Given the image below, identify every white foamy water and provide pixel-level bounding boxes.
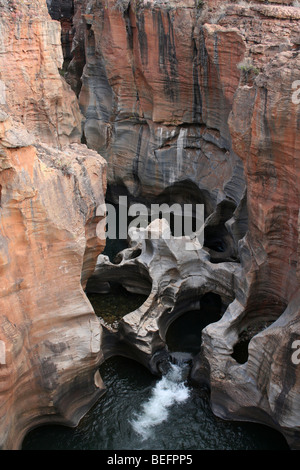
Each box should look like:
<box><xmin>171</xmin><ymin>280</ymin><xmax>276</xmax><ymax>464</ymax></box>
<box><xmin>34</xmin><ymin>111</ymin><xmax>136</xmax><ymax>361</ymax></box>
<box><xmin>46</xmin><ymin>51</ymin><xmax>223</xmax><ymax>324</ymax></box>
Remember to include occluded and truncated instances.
<box><xmin>130</xmin><ymin>363</ymin><xmax>190</xmax><ymax>440</ymax></box>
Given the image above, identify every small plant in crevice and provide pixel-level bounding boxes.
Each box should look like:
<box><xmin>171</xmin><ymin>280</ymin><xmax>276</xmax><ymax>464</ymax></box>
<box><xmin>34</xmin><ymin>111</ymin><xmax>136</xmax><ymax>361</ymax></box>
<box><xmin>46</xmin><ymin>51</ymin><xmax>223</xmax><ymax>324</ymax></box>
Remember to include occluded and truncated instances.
<box><xmin>196</xmin><ymin>0</ymin><xmax>204</xmax><ymax>8</ymax></box>
<box><xmin>237</xmin><ymin>57</ymin><xmax>259</xmax><ymax>74</ymax></box>
<box><xmin>237</xmin><ymin>57</ymin><xmax>260</xmax><ymax>84</ymax></box>
<box><xmin>55</xmin><ymin>157</ymin><xmax>74</xmax><ymax>177</ymax></box>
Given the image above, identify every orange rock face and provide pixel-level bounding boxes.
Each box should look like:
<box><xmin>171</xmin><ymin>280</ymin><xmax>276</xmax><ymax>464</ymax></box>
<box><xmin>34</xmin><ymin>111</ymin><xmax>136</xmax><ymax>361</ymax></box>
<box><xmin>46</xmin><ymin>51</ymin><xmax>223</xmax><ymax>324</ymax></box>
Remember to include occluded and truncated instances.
<box><xmin>0</xmin><ymin>0</ymin><xmax>300</xmax><ymax>450</ymax></box>
<box><xmin>64</xmin><ymin>0</ymin><xmax>300</xmax><ymax>447</ymax></box>
<box><xmin>229</xmin><ymin>52</ymin><xmax>300</xmax><ymax>311</ymax></box>
<box><xmin>197</xmin><ymin>24</ymin><xmax>246</xmax><ymax>144</ymax></box>
<box><xmin>0</xmin><ymin>112</ymin><xmax>107</xmax><ymax>450</ymax></box>
<box><xmin>0</xmin><ymin>0</ymin><xmax>82</xmax><ymax>147</ymax></box>
<box><xmin>0</xmin><ymin>1</ymin><xmax>107</xmax><ymax>450</ymax></box>
<box><xmin>218</xmin><ymin>50</ymin><xmax>300</xmax><ymax>448</ymax></box>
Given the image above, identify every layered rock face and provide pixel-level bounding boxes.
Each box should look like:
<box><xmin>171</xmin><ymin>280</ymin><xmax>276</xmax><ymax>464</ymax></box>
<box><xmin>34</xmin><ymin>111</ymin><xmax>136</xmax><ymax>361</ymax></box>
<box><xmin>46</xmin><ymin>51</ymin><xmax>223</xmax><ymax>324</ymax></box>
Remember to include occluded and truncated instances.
<box><xmin>0</xmin><ymin>112</ymin><xmax>107</xmax><ymax>450</ymax></box>
<box><xmin>205</xmin><ymin>41</ymin><xmax>300</xmax><ymax>449</ymax></box>
<box><xmin>68</xmin><ymin>0</ymin><xmax>246</xmax><ymax>213</ymax></box>
<box><xmin>62</xmin><ymin>0</ymin><xmax>300</xmax><ymax>448</ymax></box>
<box><xmin>0</xmin><ymin>1</ymin><xmax>107</xmax><ymax>450</ymax></box>
<box><xmin>1</xmin><ymin>0</ymin><xmax>299</xmax><ymax>451</ymax></box>
<box><xmin>0</xmin><ymin>0</ymin><xmax>82</xmax><ymax>146</ymax></box>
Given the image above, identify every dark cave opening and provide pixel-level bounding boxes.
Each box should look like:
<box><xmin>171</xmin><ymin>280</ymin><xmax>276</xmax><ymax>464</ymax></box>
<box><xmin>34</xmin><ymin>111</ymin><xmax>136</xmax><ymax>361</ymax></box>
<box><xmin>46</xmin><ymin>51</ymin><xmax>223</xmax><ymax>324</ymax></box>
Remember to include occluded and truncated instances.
<box><xmin>101</xmin><ymin>199</ymin><xmax>130</xmax><ymax>263</ymax></box>
<box><xmin>105</xmin><ymin>180</ymin><xmax>245</xmax><ymax>267</ymax></box>
<box><xmin>155</xmin><ymin>179</ymin><xmax>213</xmax><ymax>220</ymax></box>
<box><xmin>231</xmin><ymin>337</ymin><xmax>250</xmax><ymax>365</ymax></box>
<box><xmin>231</xmin><ymin>319</ymin><xmax>276</xmax><ymax>365</ymax></box>
<box><xmin>104</xmin><ymin>180</ymin><xmax>212</xmax><ymax>256</ymax></box>
<box><xmin>164</xmin><ymin>292</ymin><xmax>225</xmax><ymax>356</ymax></box>
<box><xmin>102</xmin><ymin>236</ymin><xmax>129</xmax><ymax>264</ymax></box>
<box><xmin>204</xmin><ymin>199</ymin><xmax>239</xmax><ymax>263</ymax></box>
<box><xmin>204</xmin><ymin>224</ymin><xmax>227</xmax><ymax>253</ymax></box>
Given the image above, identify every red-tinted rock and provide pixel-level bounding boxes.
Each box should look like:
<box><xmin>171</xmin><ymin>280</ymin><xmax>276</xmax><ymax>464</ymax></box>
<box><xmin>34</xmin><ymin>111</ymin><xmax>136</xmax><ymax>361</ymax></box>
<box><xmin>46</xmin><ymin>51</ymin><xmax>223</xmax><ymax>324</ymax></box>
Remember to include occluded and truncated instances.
<box><xmin>0</xmin><ymin>113</ymin><xmax>107</xmax><ymax>450</ymax></box>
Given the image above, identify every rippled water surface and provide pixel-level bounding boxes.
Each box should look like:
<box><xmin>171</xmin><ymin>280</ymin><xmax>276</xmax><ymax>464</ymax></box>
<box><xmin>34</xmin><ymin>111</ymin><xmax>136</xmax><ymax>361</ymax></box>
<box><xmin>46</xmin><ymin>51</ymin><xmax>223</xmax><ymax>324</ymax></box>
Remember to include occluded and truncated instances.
<box><xmin>22</xmin><ymin>355</ymin><xmax>289</xmax><ymax>451</ymax></box>
<box><xmin>22</xmin><ymin>273</ymin><xmax>289</xmax><ymax>451</ymax></box>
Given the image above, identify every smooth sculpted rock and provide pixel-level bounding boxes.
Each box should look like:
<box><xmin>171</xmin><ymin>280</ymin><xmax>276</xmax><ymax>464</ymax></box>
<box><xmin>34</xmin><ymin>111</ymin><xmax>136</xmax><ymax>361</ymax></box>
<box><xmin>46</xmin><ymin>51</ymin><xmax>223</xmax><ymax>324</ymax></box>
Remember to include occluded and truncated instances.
<box><xmin>80</xmin><ymin>0</ymin><xmax>300</xmax><ymax>449</ymax></box>
<box><xmin>197</xmin><ymin>48</ymin><xmax>300</xmax><ymax>450</ymax></box>
<box><xmin>86</xmin><ymin>218</ymin><xmax>241</xmax><ymax>373</ymax></box>
<box><xmin>0</xmin><ymin>112</ymin><xmax>107</xmax><ymax>450</ymax></box>
<box><xmin>2</xmin><ymin>0</ymin><xmax>299</xmax><ymax>452</ymax></box>
<box><xmin>72</xmin><ymin>0</ymin><xmax>246</xmax><ymax>207</ymax></box>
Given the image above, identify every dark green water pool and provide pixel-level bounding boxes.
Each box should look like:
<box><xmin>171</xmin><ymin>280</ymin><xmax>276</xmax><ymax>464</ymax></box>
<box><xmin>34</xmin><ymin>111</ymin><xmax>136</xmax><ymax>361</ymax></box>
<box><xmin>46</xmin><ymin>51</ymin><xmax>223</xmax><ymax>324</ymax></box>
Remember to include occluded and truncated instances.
<box><xmin>22</xmin><ymin>354</ymin><xmax>289</xmax><ymax>451</ymax></box>
<box><xmin>22</xmin><ymin>275</ymin><xmax>289</xmax><ymax>451</ymax></box>
<box><xmin>87</xmin><ymin>287</ymin><xmax>148</xmax><ymax>326</ymax></box>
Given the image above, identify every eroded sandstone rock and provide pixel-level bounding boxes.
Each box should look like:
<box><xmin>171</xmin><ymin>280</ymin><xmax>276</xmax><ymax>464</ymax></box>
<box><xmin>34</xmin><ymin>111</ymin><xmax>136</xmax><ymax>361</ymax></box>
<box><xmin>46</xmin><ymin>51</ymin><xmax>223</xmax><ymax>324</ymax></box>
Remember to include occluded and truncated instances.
<box><xmin>204</xmin><ymin>47</ymin><xmax>300</xmax><ymax>450</ymax></box>
<box><xmin>86</xmin><ymin>219</ymin><xmax>240</xmax><ymax>371</ymax></box>
<box><xmin>76</xmin><ymin>0</ymin><xmax>300</xmax><ymax>449</ymax></box>
<box><xmin>68</xmin><ymin>0</ymin><xmax>247</xmax><ymax>210</ymax></box>
<box><xmin>0</xmin><ymin>111</ymin><xmax>107</xmax><ymax>450</ymax></box>
<box><xmin>0</xmin><ymin>0</ymin><xmax>83</xmax><ymax>146</ymax></box>
<box><xmin>1</xmin><ymin>0</ymin><xmax>300</xmax><ymax>451</ymax></box>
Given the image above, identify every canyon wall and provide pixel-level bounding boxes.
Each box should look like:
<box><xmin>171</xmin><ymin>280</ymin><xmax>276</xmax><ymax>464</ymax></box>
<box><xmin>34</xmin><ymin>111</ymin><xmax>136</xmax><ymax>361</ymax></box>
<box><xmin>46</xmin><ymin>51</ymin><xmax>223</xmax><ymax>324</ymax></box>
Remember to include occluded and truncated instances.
<box><xmin>0</xmin><ymin>0</ymin><xmax>83</xmax><ymax>146</ymax></box>
<box><xmin>0</xmin><ymin>0</ymin><xmax>299</xmax><ymax>450</ymax></box>
<box><xmin>53</xmin><ymin>0</ymin><xmax>300</xmax><ymax>448</ymax></box>
<box><xmin>203</xmin><ymin>30</ymin><xmax>300</xmax><ymax>448</ymax></box>
<box><xmin>76</xmin><ymin>0</ymin><xmax>246</xmax><ymax>214</ymax></box>
<box><xmin>0</xmin><ymin>1</ymin><xmax>107</xmax><ymax>449</ymax></box>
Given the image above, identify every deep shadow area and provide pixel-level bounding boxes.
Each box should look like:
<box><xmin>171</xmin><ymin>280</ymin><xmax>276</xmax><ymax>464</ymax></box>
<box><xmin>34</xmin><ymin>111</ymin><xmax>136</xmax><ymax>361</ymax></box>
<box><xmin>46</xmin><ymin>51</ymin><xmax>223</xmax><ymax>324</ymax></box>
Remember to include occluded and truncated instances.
<box><xmin>166</xmin><ymin>293</ymin><xmax>223</xmax><ymax>355</ymax></box>
<box><xmin>232</xmin><ymin>337</ymin><xmax>250</xmax><ymax>365</ymax></box>
<box><xmin>155</xmin><ymin>180</ymin><xmax>213</xmax><ymax>218</ymax></box>
<box><xmin>101</xmin><ymin>201</ymin><xmax>130</xmax><ymax>263</ymax></box>
<box><xmin>154</xmin><ymin>180</ymin><xmax>212</xmax><ymax>238</ymax></box>
<box><xmin>204</xmin><ymin>224</ymin><xmax>228</xmax><ymax>252</ymax></box>
<box><xmin>102</xmin><ymin>236</ymin><xmax>129</xmax><ymax>263</ymax></box>
<box><xmin>204</xmin><ymin>199</ymin><xmax>239</xmax><ymax>263</ymax></box>
<box><xmin>231</xmin><ymin>320</ymin><xmax>275</xmax><ymax>365</ymax></box>
<box><xmin>106</xmin><ymin>180</ymin><xmax>213</xmax><ymax>240</ymax></box>
<box><xmin>22</xmin><ymin>355</ymin><xmax>290</xmax><ymax>450</ymax></box>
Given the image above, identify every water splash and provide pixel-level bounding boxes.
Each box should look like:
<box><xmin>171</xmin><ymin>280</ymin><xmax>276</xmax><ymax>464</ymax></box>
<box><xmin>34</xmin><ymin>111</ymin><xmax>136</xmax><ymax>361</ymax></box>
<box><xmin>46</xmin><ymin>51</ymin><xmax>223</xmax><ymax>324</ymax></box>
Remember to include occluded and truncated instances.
<box><xmin>130</xmin><ymin>362</ymin><xmax>190</xmax><ymax>440</ymax></box>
